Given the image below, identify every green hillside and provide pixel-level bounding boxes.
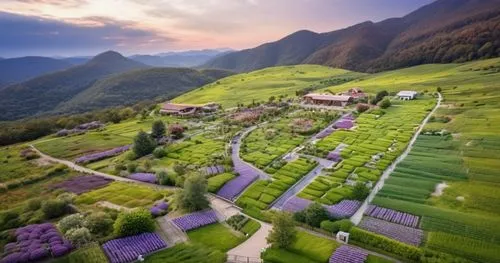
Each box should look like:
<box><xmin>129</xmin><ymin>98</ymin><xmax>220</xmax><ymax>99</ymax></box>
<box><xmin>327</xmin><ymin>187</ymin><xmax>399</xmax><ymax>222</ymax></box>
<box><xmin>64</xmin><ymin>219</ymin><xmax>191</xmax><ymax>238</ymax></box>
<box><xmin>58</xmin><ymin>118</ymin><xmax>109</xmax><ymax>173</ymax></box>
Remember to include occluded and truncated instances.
<box><xmin>174</xmin><ymin>65</ymin><xmax>366</xmax><ymax>107</ymax></box>
<box><xmin>55</xmin><ymin>68</ymin><xmax>234</xmax><ymax>114</ymax></box>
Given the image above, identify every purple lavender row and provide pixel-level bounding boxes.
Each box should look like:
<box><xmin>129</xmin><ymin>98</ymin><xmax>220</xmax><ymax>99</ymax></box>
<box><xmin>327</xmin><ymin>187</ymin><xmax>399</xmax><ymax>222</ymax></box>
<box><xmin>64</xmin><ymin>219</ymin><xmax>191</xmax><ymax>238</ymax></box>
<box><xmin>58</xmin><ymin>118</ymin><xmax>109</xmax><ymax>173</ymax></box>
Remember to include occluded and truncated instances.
<box><xmin>128</xmin><ymin>173</ymin><xmax>157</xmax><ymax>184</ymax></box>
<box><xmin>56</xmin><ymin>121</ymin><xmax>104</xmax><ymax>137</ymax></box>
<box><xmin>102</xmin><ymin>233</ymin><xmax>167</xmax><ymax>263</ymax></box>
<box><xmin>326</xmin><ymin>152</ymin><xmax>341</xmax><ymax>162</ymax></box>
<box><xmin>204</xmin><ymin>165</ymin><xmax>225</xmax><ymax>175</ymax></box>
<box><xmin>172</xmin><ymin>210</ymin><xmax>218</xmax><ymax>231</ymax></box>
<box><xmin>52</xmin><ymin>175</ymin><xmax>113</xmax><ymax>195</ymax></box>
<box><xmin>150</xmin><ymin>201</ymin><xmax>169</xmax><ymax>217</ymax></box>
<box><xmin>365</xmin><ymin>205</ymin><xmax>419</xmax><ymax>228</ymax></box>
<box><xmin>75</xmin><ymin>145</ymin><xmax>131</xmax><ymax>164</ymax></box>
<box><xmin>2</xmin><ymin>223</ymin><xmax>72</xmax><ymax>263</ymax></box>
<box><xmin>217</xmin><ymin>160</ymin><xmax>258</xmax><ymax>200</ymax></box>
<box><xmin>334</xmin><ymin>120</ymin><xmax>354</xmax><ymax>129</ymax></box>
<box><xmin>359</xmin><ymin>217</ymin><xmax>423</xmax><ymax>246</ymax></box>
<box><xmin>282</xmin><ymin>197</ymin><xmax>361</xmax><ymax>219</ymax></box>
<box><xmin>329</xmin><ymin>245</ymin><xmax>368</xmax><ymax>263</ymax></box>
<box><xmin>316</xmin><ymin>128</ymin><xmax>335</xmax><ymax>139</ymax></box>
<box><xmin>326</xmin><ymin>200</ymin><xmax>362</xmax><ymax>219</ymax></box>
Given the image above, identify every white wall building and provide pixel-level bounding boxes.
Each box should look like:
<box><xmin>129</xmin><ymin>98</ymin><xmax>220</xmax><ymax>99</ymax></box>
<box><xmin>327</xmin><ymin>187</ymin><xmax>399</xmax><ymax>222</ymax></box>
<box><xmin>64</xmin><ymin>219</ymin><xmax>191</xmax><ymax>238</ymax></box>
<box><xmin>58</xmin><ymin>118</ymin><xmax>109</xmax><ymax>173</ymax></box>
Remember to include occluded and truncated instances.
<box><xmin>397</xmin><ymin>91</ymin><xmax>418</xmax><ymax>100</ymax></box>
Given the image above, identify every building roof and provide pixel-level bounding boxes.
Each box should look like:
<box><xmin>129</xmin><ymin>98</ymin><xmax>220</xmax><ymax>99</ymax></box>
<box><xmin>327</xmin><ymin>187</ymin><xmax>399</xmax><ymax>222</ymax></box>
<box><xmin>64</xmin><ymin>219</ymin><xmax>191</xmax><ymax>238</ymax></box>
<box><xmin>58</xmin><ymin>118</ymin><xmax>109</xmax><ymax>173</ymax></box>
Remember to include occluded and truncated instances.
<box><xmin>161</xmin><ymin>103</ymin><xmax>203</xmax><ymax>111</ymax></box>
<box><xmin>304</xmin><ymin>94</ymin><xmax>353</xmax><ymax>102</ymax></box>
<box><xmin>397</xmin><ymin>91</ymin><xmax>418</xmax><ymax>97</ymax></box>
<box><xmin>348</xmin><ymin>87</ymin><xmax>364</xmax><ymax>93</ymax></box>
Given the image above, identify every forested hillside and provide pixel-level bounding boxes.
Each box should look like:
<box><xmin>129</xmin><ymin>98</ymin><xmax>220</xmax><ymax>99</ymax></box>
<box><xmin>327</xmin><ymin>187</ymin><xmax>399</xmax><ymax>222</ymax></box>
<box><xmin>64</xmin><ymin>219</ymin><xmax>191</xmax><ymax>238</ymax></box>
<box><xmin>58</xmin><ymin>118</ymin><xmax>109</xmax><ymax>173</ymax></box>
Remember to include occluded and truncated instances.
<box><xmin>204</xmin><ymin>0</ymin><xmax>500</xmax><ymax>73</ymax></box>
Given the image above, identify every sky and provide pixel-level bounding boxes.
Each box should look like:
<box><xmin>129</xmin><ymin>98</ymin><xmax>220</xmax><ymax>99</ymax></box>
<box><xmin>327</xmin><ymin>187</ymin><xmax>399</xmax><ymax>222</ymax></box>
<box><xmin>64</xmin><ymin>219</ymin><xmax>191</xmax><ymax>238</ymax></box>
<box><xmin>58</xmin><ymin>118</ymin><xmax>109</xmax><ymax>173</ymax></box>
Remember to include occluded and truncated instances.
<box><xmin>0</xmin><ymin>0</ymin><xmax>435</xmax><ymax>57</ymax></box>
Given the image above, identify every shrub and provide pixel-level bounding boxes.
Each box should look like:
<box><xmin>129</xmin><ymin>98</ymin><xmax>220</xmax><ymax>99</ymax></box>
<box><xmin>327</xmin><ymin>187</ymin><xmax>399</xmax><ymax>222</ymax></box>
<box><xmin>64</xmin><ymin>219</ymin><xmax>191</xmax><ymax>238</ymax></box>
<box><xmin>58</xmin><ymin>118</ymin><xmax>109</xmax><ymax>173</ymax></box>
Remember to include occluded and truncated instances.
<box><xmin>378</xmin><ymin>98</ymin><xmax>392</xmax><ymax>109</ymax></box>
<box><xmin>57</xmin><ymin>192</ymin><xmax>76</xmax><ymax>205</ymax></box>
<box><xmin>153</xmin><ymin>147</ymin><xmax>166</xmax><ymax>158</ymax></box>
<box><xmin>113</xmin><ymin>209</ymin><xmax>155</xmax><ymax>237</ymax></box>
<box><xmin>66</xmin><ymin>227</ymin><xmax>93</xmax><ymax>248</ymax></box>
<box><xmin>320</xmin><ymin>220</ymin><xmax>336</xmax><ymax>233</ymax></box>
<box><xmin>127</xmin><ymin>163</ymin><xmax>137</xmax><ymax>173</ymax></box>
<box><xmin>133</xmin><ymin>131</ymin><xmax>156</xmax><ymax>157</ymax></box>
<box><xmin>320</xmin><ymin>219</ymin><xmax>353</xmax><ymax>233</ymax></box>
<box><xmin>351</xmin><ymin>182</ymin><xmax>370</xmax><ymax>201</ymax></box>
<box><xmin>26</xmin><ymin>199</ymin><xmax>42</xmax><ymax>211</ymax></box>
<box><xmin>175</xmin><ymin>174</ymin><xmax>210</xmax><ymax>212</ymax></box>
<box><xmin>169</xmin><ymin>124</ymin><xmax>185</xmax><ymax>139</ymax></box>
<box><xmin>356</xmin><ymin>103</ymin><xmax>370</xmax><ymax>113</ymax></box>
<box><xmin>303</xmin><ymin>203</ymin><xmax>329</xmax><ymax>228</ymax></box>
<box><xmin>84</xmin><ymin>212</ymin><xmax>114</xmax><ymax>235</ymax></box>
<box><xmin>59</xmin><ymin>213</ymin><xmax>85</xmax><ymax>233</ymax></box>
<box><xmin>42</xmin><ymin>199</ymin><xmax>67</xmax><ymax>219</ymax></box>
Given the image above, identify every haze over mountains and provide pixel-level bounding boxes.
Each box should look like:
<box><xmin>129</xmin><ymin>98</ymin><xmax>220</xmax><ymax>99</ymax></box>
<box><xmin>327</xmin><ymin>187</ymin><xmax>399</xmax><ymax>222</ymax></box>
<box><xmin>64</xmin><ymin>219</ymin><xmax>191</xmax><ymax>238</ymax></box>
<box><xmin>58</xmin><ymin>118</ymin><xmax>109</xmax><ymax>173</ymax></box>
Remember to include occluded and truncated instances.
<box><xmin>0</xmin><ymin>57</ymin><xmax>72</xmax><ymax>88</ymax></box>
<box><xmin>204</xmin><ymin>0</ymin><xmax>500</xmax><ymax>72</ymax></box>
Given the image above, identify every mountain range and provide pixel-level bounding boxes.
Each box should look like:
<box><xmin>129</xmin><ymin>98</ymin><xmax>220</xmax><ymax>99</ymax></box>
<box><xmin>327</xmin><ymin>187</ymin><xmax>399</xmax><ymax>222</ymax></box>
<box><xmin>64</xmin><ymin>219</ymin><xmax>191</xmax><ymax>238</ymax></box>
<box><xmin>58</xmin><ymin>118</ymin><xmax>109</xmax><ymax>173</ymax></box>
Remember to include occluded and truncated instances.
<box><xmin>204</xmin><ymin>0</ymin><xmax>500</xmax><ymax>72</ymax></box>
<box><xmin>0</xmin><ymin>57</ymin><xmax>72</xmax><ymax>88</ymax></box>
<box><xmin>129</xmin><ymin>49</ymin><xmax>233</xmax><ymax>67</ymax></box>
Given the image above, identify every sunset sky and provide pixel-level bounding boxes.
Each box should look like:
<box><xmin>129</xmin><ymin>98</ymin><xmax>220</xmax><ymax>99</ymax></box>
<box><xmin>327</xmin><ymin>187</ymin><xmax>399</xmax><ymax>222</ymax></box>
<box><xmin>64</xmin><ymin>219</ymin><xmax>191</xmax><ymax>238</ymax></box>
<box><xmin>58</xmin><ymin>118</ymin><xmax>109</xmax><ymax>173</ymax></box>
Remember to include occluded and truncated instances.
<box><xmin>0</xmin><ymin>0</ymin><xmax>435</xmax><ymax>57</ymax></box>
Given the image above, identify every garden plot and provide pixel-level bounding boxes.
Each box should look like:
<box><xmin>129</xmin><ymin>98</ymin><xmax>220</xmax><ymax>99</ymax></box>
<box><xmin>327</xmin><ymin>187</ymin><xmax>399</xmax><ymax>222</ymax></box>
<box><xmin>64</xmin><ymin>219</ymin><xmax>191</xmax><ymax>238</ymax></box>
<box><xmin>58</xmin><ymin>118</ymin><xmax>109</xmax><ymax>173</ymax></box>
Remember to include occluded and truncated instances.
<box><xmin>241</xmin><ymin>110</ymin><xmax>337</xmax><ymax>169</ymax></box>
<box><xmin>165</xmin><ymin>132</ymin><xmax>227</xmax><ymax>166</ymax></box>
<box><xmin>297</xmin><ymin>98</ymin><xmax>434</xmax><ymax>205</ymax></box>
<box><xmin>236</xmin><ymin>158</ymin><xmax>317</xmax><ymax>212</ymax></box>
<box><xmin>51</xmin><ymin>175</ymin><xmax>113</xmax><ymax>194</ymax></box>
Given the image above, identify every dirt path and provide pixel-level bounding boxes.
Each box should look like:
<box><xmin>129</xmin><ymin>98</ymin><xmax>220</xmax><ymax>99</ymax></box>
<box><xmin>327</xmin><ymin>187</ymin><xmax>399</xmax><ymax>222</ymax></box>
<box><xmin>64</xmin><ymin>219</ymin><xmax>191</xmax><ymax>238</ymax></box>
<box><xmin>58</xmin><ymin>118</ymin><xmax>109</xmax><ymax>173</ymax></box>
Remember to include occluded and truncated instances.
<box><xmin>228</xmin><ymin>219</ymin><xmax>272</xmax><ymax>259</ymax></box>
<box><xmin>231</xmin><ymin>125</ymin><xmax>271</xmax><ymax>180</ymax></box>
<box><xmin>156</xmin><ymin>216</ymin><xmax>188</xmax><ymax>246</ymax></box>
<box><xmin>350</xmin><ymin>93</ymin><xmax>442</xmax><ymax>224</ymax></box>
<box><xmin>96</xmin><ymin>201</ymin><xmax>132</xmax><ymax>212</ymax></box>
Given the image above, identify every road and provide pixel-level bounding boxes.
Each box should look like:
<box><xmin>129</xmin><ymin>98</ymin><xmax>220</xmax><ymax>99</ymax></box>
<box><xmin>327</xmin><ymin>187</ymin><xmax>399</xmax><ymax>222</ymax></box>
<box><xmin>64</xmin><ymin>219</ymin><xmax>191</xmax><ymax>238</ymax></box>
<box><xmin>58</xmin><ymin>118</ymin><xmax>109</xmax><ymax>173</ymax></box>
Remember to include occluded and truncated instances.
<box><xmin>350</xmin><ymin>93</ymin><xmax>442</xmax><ymax>224</ymax></box>
<box><xmin>231</xmin><ymin>125</ymin><xmax>271</xmax><ymax>180</ymax></box>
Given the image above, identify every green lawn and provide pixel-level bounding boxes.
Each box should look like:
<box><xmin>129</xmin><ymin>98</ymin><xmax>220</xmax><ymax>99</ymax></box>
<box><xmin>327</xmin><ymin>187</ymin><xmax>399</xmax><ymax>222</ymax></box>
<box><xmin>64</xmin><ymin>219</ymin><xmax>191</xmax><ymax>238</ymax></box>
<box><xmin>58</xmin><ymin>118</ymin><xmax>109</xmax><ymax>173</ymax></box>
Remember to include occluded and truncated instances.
<box><xmin>76</xmin><ymin>182</ymin><xmax>172</xmax><ymax>208</ymax></box>
<box><xmin>174</xmin><ymin>65</ymin><xmax>366</xmax><ymax>108</ymax></box>
<box><xmin>187</xmin><ymin>223</ymin><xmax>245</xmax><ymax>252</ymax></box>
<box><xmin>51</xmin><ymin>243</ymin><xmax>108</xmax><ymax>263</ymax></box>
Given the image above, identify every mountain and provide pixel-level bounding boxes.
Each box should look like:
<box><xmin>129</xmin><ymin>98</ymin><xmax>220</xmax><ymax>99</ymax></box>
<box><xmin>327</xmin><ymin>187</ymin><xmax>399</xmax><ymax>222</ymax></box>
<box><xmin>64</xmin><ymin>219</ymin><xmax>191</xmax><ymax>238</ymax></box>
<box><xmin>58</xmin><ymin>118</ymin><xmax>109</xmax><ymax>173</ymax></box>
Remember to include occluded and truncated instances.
<box><xmin>0</xmin><ymin>51</ymin><xmax>148</xmax><ymax>120</ymax></box>
<box><xmin>204</xmin><ymin>0</ymin><xmax>500</xmax><ymax>72</ymax></box>
<box><xmin>0</xmin><ymin>56</ymin><xmax>72</xmax><ymax>88</ymax></box>
<box><xmin>55</xmin><ymin>68</ymin><xmax>234</xmax><ymax>114</ymax></box>
<box><xmin>61</xmin><ymin>56</ymin><xmax>91</xmax><ymax>65</ymax></box>
<box><xmin>130</xmin><ymin>49</ymin><xmax>234</xmax><ymax>67</ymax></box>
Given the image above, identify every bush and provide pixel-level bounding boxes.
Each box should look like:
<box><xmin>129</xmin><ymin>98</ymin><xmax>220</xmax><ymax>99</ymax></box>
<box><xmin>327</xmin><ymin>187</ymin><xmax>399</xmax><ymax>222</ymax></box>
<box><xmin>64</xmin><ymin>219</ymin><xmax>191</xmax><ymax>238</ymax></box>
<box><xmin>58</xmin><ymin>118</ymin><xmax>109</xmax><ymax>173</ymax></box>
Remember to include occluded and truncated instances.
<box><xmin>351</xmin><ymin>182</ymin><xmax>370</xmax><ymax>201</ymax></box>
<box><xmin>26</xmin><ymin>199</ymin><xmax>42</xmax><ymax>211</ymax></box>
<box><xmin>58</xmin><ymin>213</ymin><xmax>85</xmax><ymax>233</ymax></box>
<box><xmin>65</xmin><ymin>227</ymin><xmax>92</xmax><ymax>248</ymax></box>
<box><xmin>113</xmin><ymin>209</ymin><xmax>155</xmax><ymax>237</ymax></box>
<box><xmin>57</xmin><ymin>193</ymin><xmax>76</xmax><ymax>205</ymax></box>
<box><xmin>42</xmin><ymin>199</ymin><xmax>67</xmax><ymax>219</ymax></box>
<box><xmin>303</xmin><ymin>203</ymin><xmax>329</xmax><ymax>228</ymax></box>
<box><xmin>153</xmin><ymin>147</ymin><xmax>166</xmax><ymax>158</ymax></box>
<box><xmin>176</xmin><ymin>174</ymin><xmax>210</xmax><ymax>212</ymax></box>
<box><xmin>84</xmin><ymin>212</ymin><xmax>114</xmax><ymax>236</ymax></box>
<box><xmin>133</xmin><ymin>131</ymin><xmax>156</xmax><ymax>157</ymax></box>
<box><xmin>378</xmin><ymin>98</ymin><xmax>391</xmax><ymax>109</ymax></box>
<box><xmin>320</xmin><ymin>220</ymin><xmax>336</xmax><ymax>233</ymax></box>
<box><xmin>356</xmin><ymin>103</ymin><xmax>370</xmax><ymax>113</ymax></box>
<box><xmin>320</xmin><ymin>219</ymin><xmax>353</xmax><ymax>234</ymax></box>
<box><xmin>127</xmin><ymin>163</ymin><xmax>137</xmax><ymax>173</ymax></box>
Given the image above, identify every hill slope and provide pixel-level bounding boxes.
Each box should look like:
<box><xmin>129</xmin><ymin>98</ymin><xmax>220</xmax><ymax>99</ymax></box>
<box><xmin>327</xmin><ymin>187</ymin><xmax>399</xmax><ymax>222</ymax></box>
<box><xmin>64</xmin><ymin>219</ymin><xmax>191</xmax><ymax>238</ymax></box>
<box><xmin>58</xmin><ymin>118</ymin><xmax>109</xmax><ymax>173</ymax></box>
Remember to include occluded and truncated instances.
<box><xmin>204</xmin><ymin>0</ymin><xmax>500</xmax><ymax>73</ymax></box>
<box><xmin>130</xmin><ymin>49</ymin><xmax>233</xmax><ymax>67</ymax></box>
<box><xmin>0</xmin><ymin>56</ymin><xmax>72</xmax><ymax>87</ymax></box>
<box><xmin>0</xmin><ymin>51</ymin><xmax>148</xmax><ymax>120</ymax></box>
<box><xmin>173</xmin><ymin>65</ymin><xmax>365</xmax><ymax>107</ymax></box>
<box><xmin>55</xmin><ymin>68</ymin><xmax>234</xmax><ymax>113</ymax></box>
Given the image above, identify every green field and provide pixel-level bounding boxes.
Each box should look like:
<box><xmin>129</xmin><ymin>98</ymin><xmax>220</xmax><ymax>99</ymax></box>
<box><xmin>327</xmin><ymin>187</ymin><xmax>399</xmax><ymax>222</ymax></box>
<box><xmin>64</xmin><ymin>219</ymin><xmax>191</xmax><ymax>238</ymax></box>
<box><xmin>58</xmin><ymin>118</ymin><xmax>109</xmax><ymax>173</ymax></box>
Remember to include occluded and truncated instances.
<box><xmin>187</xmin><ymin>223</ymin><xmax>245</xmax><ymax>252</ymax></box>
<box><xmin>144</xmin><ymin>243</ymin><xmax>226</xmax><ymax>263</ymax></box>
<box><xmin>174</xmin><ymin>65</ymin><xmax>365</xmax><ymax>108</ymax></box>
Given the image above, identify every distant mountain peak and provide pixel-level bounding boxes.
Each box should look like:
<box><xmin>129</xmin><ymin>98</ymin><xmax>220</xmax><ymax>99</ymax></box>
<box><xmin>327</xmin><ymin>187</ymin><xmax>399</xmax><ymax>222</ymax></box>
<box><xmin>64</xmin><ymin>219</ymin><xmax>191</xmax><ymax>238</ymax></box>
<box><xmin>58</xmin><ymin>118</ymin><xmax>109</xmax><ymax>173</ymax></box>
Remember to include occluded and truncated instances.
<box><xmin>89</xmin><ymin>50</ymin><xmax>126</xmax><ymax>63</ymax></box>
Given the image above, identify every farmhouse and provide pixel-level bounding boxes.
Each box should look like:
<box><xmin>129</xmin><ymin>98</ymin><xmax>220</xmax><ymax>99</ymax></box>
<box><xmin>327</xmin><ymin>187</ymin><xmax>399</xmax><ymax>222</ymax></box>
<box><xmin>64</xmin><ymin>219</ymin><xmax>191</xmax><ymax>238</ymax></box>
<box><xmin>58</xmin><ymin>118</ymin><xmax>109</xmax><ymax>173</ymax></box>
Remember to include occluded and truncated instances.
<box><xmin>303</xmin><ymin>93</ymin><xmax>354</xmax><ymax>107</ymax></box>
<box><xmin>397</xmin><ymin>91</ymin><xmax>418</xmax><ymax>100</ymax></box>
<box><xmin>160</xmin><ymin>102</ymin><xmax>219</xmax><ymax>116</ymax></box>
<box><xmin>342</xmin><ymin>87</ymin><xmax>366</xmax><ymax>99</ymax></box>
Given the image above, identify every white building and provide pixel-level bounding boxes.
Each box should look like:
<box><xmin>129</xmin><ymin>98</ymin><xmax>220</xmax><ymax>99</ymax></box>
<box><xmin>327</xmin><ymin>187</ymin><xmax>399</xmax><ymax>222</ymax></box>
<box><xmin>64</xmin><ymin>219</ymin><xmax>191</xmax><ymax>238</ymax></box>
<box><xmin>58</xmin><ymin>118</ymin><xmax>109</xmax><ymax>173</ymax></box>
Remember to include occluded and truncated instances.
<box><xmin>397</xmin><ymin>91</ymin><xmax>418</xmax><ymax>100</ymax></box>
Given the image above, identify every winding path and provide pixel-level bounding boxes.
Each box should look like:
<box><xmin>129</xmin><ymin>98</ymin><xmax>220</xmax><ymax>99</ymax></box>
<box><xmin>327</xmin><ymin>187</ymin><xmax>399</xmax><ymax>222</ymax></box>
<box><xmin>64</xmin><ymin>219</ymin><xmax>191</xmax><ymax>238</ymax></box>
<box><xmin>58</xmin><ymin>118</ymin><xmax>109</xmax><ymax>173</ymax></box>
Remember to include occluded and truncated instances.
<box><xmin>350</xmin><ymin>93</ymin><xmax>442</xmax><ymax>224</ymax></box>
<box><xmin>231</xmin><ymin>125</ymin><xmax>271</xmax><ymax>180</ymax></box>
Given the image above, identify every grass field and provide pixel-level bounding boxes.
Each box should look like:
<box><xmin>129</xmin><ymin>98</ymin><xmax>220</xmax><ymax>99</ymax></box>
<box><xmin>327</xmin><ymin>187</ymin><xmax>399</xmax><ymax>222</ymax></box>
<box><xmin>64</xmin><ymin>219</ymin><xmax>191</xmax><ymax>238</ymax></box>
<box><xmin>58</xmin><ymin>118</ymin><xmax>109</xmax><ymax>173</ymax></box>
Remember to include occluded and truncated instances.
<box><xmin>187</xmin><ymin>223</ymin><xmax>245</xmax><ymax>252</ymax></box>
<box><xmin>144</xmin><ymin>243</ymin><xmax>226</xmax><ymax>263</ymax></box>
<box><xmin>52</xmin><ymin>243</ymin><xmax>108</xmax><ymax>263</ymax></box>
<box><xmin>76</xmin><ymin>182</ymin><xmax>172</xmax><ymax>208</ymax></box>
<box><xmin>262</xmin><ymin>230</ymin><xmax>339</xmax><ymax>263</ymax></box>
<box><xmin>174</xmin><ymin>65</ymin><xmax>366</xmax><ymax>108</ymax></box>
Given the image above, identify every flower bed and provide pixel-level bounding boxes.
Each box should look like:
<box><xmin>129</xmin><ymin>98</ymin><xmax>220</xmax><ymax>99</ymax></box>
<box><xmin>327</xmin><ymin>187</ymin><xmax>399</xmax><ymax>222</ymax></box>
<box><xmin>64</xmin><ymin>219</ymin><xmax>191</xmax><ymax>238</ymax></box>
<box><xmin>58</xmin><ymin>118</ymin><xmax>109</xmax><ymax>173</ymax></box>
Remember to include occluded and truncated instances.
<box><xmin>359</xmin><ymin>217</ymin><xmax>423</xmax><ymax>246</ymax></box>
<box><xmin>150</xmin><ymin>201</ymin><xmax>169</xmax><ymax>217</ymax></box>
<box><xmin>282</xmin><ymin>196</ymin><xmax>313</xmax><ymax>213</ymax></box>
<box><xmin>128</xmin><ymin>173</ymin><xmax>157</xmax><ymax>184</ymax></box>
<box><xmin>365</xmin><ymin>205</ymin><xmax>419</xmax><ymax>228</ymax></box>
<box><xmin>1</xmin><ymin>223</ymin><xmax>72</xmax><ymax>263</ymax></box>
<box><xmin>329</xmin><ymin>245</ymin><xmax>368</xmax><ymax>263</ymax></box>
<box><xmin>102</xmin><ymin>232</ymin><xmax>167</xmax><ymax>263</ymax></box>
<box><xmin>217</xmin><ymin>161</ymin><xmax>258</xmax><ymax>200</ymax></box>
<box><xmin>172</xmin><ymin>210</ymin><xmax>218</xmax><ymax>231</ymax></box>
<box><xmin>203</xmin><ymin>165</ymin><xmax>225</xmax><ymax>176</ymax></box>
<box><xmin>51</xmin><ymin>175</ymin><xmax>113</xmax><ymax>194</ymax></box>
<box><xmin>75</xmin><ymin>145</ymin><xmax>131</xmax><ymax>164</ymax></box>
<box><xmin>326</xmin><ymin>200</ymin><xmax>361</xmax><ymax>219</ymax></box>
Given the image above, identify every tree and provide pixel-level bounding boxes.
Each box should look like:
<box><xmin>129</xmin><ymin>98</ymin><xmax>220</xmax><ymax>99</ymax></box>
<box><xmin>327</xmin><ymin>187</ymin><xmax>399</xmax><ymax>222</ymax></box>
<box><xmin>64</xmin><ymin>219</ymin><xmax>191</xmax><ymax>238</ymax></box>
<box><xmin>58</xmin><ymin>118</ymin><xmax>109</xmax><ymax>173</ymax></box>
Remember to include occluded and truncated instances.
<box><xmin>151</xmin><ymin>120</ymin><xmax>166</xmax><ymax>139</ymax></box>
<box><xmin>153</xmin><ymin>147</ymin><xmax>166</xmax><ymax>158</ymax></box>
<box><xmin>371</xmin><ymin>90</ymin><xmax>389</xmax><ymax>105</ymax></box>
<box><xmin>176</xmin><ymin>174</ymin><xmax>209</xmax><ymax>212</ymax></box>
<box><xmin>351</xmin><ymin>182</ymin><xmax>370</xmax><ymax>201</ymax></box>
<box><xmin>42</xmin><ymin>199</ymin><xmax>67</xmax><ymax>219</ymax></box>
<box><xmin>267</xmin><ymin>212</ymin><xmax>297</xmax><ymax>249</ymax></box>
<box><xmin>436</xmin><ymin>87</ymin><xmax>442</xmax><ymax>93</ymax></box>
<box><xmin>113</xmin><ymin>209</ymin><xmax>155</xmax><ymax>237</ymax></box>
<box><xmin>378</xmin><ymin>98</ymin><xmax>391</xmax><ymax>109</ymax></box>
<box><xmin>169</xmin><ymin>124</ymin><xmax>185</xmax><ymax>139</ymax></box>
<box><xmin>133</xmin><ymin>131</ymin><xmax>156</xmax><ymax>157</ymax></box>
<box><xmin>303</xmin><ymin>203</ymin><xmax>330</xmax><ymax>228</ymax></box>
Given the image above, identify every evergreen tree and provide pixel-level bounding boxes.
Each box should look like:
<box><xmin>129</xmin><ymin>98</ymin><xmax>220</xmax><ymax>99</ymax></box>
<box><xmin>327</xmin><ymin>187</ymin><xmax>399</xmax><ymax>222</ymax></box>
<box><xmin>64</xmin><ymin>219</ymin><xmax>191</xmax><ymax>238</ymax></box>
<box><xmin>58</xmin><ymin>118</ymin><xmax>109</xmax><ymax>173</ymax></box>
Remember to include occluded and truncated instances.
<box><xmin>133</xmin><ymin>130</ymin><xmax>156</xmax><ymax>157</ymax></box>
<box><xmin>151</xmin><ymin>120</ymin><xmax>166</xmax><ymax>139</ymax></box>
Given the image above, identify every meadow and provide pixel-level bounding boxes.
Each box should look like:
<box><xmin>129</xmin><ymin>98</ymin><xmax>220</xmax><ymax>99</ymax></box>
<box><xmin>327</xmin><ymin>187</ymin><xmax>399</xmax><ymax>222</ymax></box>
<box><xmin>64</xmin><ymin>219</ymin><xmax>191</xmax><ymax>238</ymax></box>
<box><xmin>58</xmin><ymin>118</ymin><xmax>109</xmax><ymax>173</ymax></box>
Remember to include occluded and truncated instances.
<box><xmin>174</xmin><ymin>65</ymin><xmax>366</xmax><ymax>108</ymax></box>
